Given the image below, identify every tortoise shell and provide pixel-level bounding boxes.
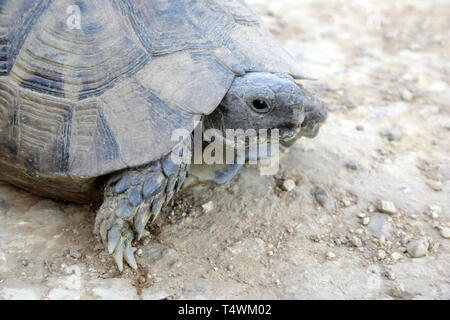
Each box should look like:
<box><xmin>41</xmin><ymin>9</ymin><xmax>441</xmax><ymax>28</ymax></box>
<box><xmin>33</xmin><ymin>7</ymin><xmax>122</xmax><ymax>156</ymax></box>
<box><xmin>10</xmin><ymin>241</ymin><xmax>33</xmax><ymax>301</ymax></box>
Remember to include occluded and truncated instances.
<box><xmin>0</xmin><ymin>0</ymin><xmax>307</xmax><ymax>190</ymax></box>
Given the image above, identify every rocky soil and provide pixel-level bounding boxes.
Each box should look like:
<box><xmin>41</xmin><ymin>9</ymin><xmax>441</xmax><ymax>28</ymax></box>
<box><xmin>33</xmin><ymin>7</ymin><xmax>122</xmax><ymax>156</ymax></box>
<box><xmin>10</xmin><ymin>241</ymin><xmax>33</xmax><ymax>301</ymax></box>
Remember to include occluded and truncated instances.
<box><xmin>0</xmin><ymin>0</ymin><xmax>449</xmax><ymax>299</ymax></box>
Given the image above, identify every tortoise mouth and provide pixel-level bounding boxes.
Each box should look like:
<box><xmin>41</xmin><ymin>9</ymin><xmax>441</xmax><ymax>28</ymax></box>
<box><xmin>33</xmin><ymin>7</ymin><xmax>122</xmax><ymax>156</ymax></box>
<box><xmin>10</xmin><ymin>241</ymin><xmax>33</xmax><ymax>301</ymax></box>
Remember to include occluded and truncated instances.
<box><xmin>279</xmin><ymin>126</ymin><xmax>302</xmax><ymax>147</ymax></box>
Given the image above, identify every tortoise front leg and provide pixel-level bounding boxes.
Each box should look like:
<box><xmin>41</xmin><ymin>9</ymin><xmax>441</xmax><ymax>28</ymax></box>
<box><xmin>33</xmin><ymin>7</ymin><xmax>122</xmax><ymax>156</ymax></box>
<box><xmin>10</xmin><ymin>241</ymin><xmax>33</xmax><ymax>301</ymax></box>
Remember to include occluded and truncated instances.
<box><xmin>94</xmin><ymin>138</ymin><xmax>191</xmax><ymax>272</ymax></box>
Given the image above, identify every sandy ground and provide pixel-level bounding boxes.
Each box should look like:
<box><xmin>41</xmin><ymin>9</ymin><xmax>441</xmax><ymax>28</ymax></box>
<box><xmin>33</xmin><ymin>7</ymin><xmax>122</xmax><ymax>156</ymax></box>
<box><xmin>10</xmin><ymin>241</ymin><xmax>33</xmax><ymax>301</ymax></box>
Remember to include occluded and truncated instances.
<box><xmin>1</xmin><ymin>0</ymin><xmax>449</xmax><ymax>300</ymax></box>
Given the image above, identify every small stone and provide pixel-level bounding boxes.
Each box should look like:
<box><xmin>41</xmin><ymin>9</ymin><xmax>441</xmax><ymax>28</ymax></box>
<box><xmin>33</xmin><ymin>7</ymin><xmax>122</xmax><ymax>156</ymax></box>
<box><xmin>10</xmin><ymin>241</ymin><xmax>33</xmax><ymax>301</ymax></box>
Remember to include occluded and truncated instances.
<box><xmin>201</xmin><ymin>201</ymin><xmax>214</xmax><ymax>213</ymax></box>
<box><xmin>282</xmin><ymin>179</ymin><xmax>296</xmax><ymax>192</ymax></box>
<box><xmin>342</xmin><ymin>198</ymin><xmax>352</xmax><ymax>207</ymax></box>
<box><xmin>438</xmin><ymin>227</ymin><xmax>450</xmax><ymax>239</ymax></box>
<box><xmin>368</xmin><ymin>213</ymin><xmax>393</xmax><ymax>237</ymax></box>
<box><xmin>326</xmin><ymin>251</ymin><xmax>336</xmax><ymax>260</ymax></box>
<box><xmin>377</xmin><ymin>249</ymin><xmax>387</xmax><ymax>260</ymax></box>
<box><xmin>355</xmin><ymin>228</ymin><xmax>364</xmax><ymax>236</ymax></box>
<box><xmin>378</xmin><ymin>201</ymin><xmax>397</xmax><ymax>215</ymax></box>
<box><xmin>391</xmin><ymin>284</ymin><xmax>404</xmax><ymax>298</ymax></box>
<box><xmin>431</xmin><ymin>212</ymin><xmax>440</xmax><ymax>220</ymax></box>
<box><xmin>351</xmin><ymin>236</ymin><xmax>363</xmax><ymax>248</ymax></box>
<box><xmin>227</xmin><ymin>264</ymin><xmax>234</xmax><ymax>271</ymax></box>
<box><xmin>356</xmin><ymin>125</ymin><xmax>365</xmax><ymax>131</ymax></box>
<box><xmin>400</xmin><ymin>88</ymin><xmax>414</xmax><ymax>102</ymax></box>
<box><xmin>407</xmin><ymin>238</ymin><xmax>429</xmax><ymax>258</ymax></box>
<box><xmin>313</xmin><ymin>188</ymin><xmax>335</xmax><ymax>210</ymax></box>
<box><xmin>391</xmin><ymin>252</ymin><xmax>402</xmax><ymax>261</ymax></box>
<box><xmin>384</xmin><ymin>269</ymin><xmax>396</xmax><ymax>280</ymax></box>
<box><xmin>428</xmin><ymin>205</ymin><xmax>442</xmax><ymax>218</ymax></box>
<box><xmin>428</xmin><ymin>181</ymin><xmax>443</xmax><ymax>192</ymax></box>
<box><xmin>384</xmin><ymin>128</ymin><xmax>403</xmax><ymax>141</ymax></box>
<box><xmin>357</xmin><ymin>213</ymin><xmax>366</xmax><ymax>218</ymax></box>
<box><xmin>136</xmin><ymin>249</ymin><xmax>143</xmax><ymax>257</ymax></box>
<box><xmin>344</xmin><ymin>160</ymin><xmax>359</xmax><ymax>170</ymax></box>
<box><xmin>362</xmin><ymin>217</ymin><xmax>370</xmax><ymax>226</ymax></box>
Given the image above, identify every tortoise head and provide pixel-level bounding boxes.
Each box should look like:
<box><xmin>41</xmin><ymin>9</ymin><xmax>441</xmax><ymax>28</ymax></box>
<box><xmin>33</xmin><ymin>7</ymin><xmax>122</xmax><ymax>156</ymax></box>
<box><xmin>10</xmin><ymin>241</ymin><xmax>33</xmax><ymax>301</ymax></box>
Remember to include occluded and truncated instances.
<box><xmin>204</xmin><ymin>72</ymin><xmax>326</xmax><ymax>147</ymax></box>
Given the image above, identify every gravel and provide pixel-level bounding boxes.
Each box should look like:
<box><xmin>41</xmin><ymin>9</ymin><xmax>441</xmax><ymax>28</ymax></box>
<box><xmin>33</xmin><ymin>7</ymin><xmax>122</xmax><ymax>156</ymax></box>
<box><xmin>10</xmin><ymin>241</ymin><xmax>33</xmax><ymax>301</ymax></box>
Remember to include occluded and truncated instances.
<box><xmin>313</xmin><ymin>188</ymin><xmax>335</xmax><ymax>210</ymax></box>
<box><xmin>201</xmin><ymin>201</ymin><xmax>215</xmax><ymax>213</ymax></box>
<box><xmin>438</xmin><ymin>227</ymin><xmax>450</xmax><ymax>239</ymax></box>
<box><xmin>391</xmin><ymin>284</ymin><xmax>405</xmax><ymax>298</ymax></box>
<box><xmin>378</xmin><ymin>201</ymin><xmax>397</xmax><ymax>215</ymax></box>
<box><xmin>282</xmin><ymin>179</ymin><xmax>296</xmax><ymax>192</ymax></box>
<box><xmin>407</xmin><ymin>239</ymin><xmax>429</xmax><ymax>258</ymax></box>
<box><xmin>368</xmin><ymin>213</ymin><xmax>393</xmax><ymax>238</ymax></box>
<box><xmin>384</xmin><ymin>128</ymin><xmax>403</xmax><ymax>141</ymax></box>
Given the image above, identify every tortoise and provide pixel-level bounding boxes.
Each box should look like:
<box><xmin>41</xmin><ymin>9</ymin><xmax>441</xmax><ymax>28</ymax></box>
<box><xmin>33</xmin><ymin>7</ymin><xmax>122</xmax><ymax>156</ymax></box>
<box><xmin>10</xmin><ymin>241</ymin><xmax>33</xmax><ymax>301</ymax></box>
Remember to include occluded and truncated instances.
<box><xmin>0</xmin><ymin>0</ymin><xmax>327</xmax><ymax>271</ymax></box>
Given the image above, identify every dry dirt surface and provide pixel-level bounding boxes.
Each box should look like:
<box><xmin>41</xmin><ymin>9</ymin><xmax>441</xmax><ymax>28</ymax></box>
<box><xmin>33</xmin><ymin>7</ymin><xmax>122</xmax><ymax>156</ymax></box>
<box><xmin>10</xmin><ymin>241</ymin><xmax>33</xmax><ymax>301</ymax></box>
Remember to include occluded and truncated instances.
<box><xmin>0</xmin><ymin>0</ymin><xmax>449</xmax><ymax>300</ymax></box>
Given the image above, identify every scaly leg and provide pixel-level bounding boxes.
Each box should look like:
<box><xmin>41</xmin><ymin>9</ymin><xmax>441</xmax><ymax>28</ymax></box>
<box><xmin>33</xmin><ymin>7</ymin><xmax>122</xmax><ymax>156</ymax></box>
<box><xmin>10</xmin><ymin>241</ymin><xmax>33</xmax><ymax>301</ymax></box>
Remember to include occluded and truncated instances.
<box><xmin>94</xmin><ymin>137</ymin><xmax>191</xmax><ymax>271</ymax></box>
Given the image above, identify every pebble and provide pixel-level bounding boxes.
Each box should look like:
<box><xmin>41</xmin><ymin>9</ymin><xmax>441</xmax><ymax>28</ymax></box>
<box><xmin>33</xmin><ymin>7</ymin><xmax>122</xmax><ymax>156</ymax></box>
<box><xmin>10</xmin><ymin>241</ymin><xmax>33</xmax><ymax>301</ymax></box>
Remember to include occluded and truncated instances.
<box><xmin>313</xmin><ymin>188</ymin><xmax>335</xmax><ymax>210</ymax></box>
<box><xmin>400</xmin><ymin>88</ymin><xmax>414</xmax><ymax>102</ymax></box>
<box><xmin>282</xmin><ymin>179</ymin><xmax>296</xmax><ymax>192</ymax></box>
<box><xmin>428</xmin><ymin>181</ymin><xmax>443</xmax><ymax>192</ymax></box>
<box><xmin>342</xmin><ymin>198</ymin><xmax>352</xmax><ymax>207</ymax></box>
<box><xmin>356</xmin><ymin>125</ymin><xmax>365</xmax><ymax>131</ymax></box>
<box><xmin>377</xmin><ymin>249</ymin><xmax>386</xmax><ymax>260</ymax></box>
<box><xmin>384</xmin><ymin>269</ymin><xmax>396</xmax><ymax>280</ymax></box>
<box><xmin>384</xmin><ymin>128</ymin><xmax>403</xmax><ymax>141</ymax></box>
<box><xmin>428</xmin><ymin>205</ymin><xmax>442</xmax><ymax>219</ymax></box>
<box><xmin>378</xmin><ymin>201</ymin><xmax>397</xmax><ymax>215</ymax></box>
<box><xmin>438</xmin><ymin>227</ymin><xmax>450</xmax><ymax>239</ymax></box>
<box><xmin>391</xmin><ymin>252</ymin><xmax>402</xmax><ymax>261</ymax></box>
<box><xmin>351</xmin><ymin>236</ymin><xmax>363</xmax><ymax>248</ymax></box>
<box><xmin>344</xmin><ymin>160</ymin><xmax>359</xmax><ymax>170</ymax></box>
<box><xmin>362</xmin><ymin>217</ymin><xmax>370</xmax><ymax>226</ymax></box>
<box><xmin>357</xmin><ymin>213</ymin><xmax>366</xmax><ymax>218</ymax></box>
<box><xmin>201</xmin><ymin>201</ymin><xmax>214</xmax><ymax>213</ymax></box>
<box><xmin>407</xmin><ymin>238</ymin><xmax>429</xmax><ymax>258</ymax></box>
<box><xmin>227</xmin><ymin>264</ymin><xmax>234</xmax><ymax>271</ymax></box>
<box><xmin>368</xmin><ymin>213</ymin><xmax>393</xmax><ymax>238</ymax></box>
<box><xmin>391</xmin><ymin>284</ymin><xmax>404</xmax><ymax>298</ymax></box>
<box><xmin>326</xmin><ymin>251</ymin><xmax>336</xmax><ymax>260</ymax></box>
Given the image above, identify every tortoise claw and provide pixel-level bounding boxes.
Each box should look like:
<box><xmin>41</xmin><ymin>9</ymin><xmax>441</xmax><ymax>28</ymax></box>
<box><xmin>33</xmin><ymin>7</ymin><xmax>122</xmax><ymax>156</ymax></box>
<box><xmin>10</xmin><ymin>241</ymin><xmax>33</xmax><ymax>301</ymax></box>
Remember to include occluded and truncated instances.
<box><xmin>124</xmin><ymin>239</ymin><xmax>138</xmax><ymax>270</ymax></box>
<box><xmin>93</xmin><ymin>137</ymin><xmax>191</xmax><ymax>272</ymax></box>
<box><xmin>113</xmin><ymin>238</ymin><xmax>124</xmax><ymax>272</ymax></box>
<box><xmin>107</xmin><ymin>224</ymin><xmax>121</xmax><ymax>254</ymax></box>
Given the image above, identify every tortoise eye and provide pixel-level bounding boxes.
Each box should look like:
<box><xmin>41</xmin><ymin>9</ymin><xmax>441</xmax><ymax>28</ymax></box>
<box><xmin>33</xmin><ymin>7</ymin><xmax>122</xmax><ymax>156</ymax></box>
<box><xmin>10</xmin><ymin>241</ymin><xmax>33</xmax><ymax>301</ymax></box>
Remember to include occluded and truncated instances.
<box><xmin>250</xmin><ymin>99</ymin><xmax>271</xmax><ymax>113</ymax></box>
